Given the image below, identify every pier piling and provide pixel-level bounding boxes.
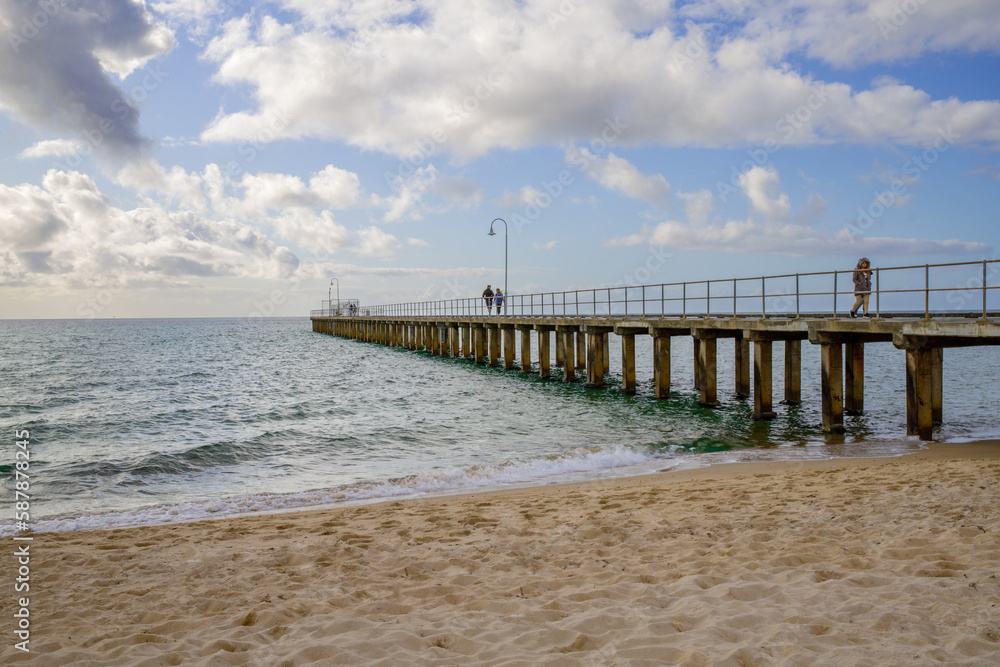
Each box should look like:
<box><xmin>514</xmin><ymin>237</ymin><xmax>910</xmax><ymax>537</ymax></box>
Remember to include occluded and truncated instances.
<box><xmin>519</xmin><ymin>327</ymin><xmax>532</xmax><ymax>373</ymax></box>
<box><xmin>621</xmin><ymin>334</ymin><xmax>636</xmax><ymax>395</ymax></box>
<box><xmin>536</xmin><ymin>327</ymin><xmax>552</xmax><ymax>379</ymax></box>
<box><xmin>313</xmin><ymin>310</ymin><xmax>1000</xmax><ymax>442</ymax></box>
<box><xmin>784</xmin><ymin>340</ymin><xmax>802</xmax><ymax>404</ymax></box>
<box><xmin>820</xmin><ymin>340</ymin><xmax>846</xmax><ymax>434</ymax></box>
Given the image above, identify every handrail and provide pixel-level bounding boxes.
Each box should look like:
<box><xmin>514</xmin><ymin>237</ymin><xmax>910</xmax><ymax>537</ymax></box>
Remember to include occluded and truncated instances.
<box><xmin>313</xmin><ymin>259</ymin><xmax>999</xmax><ymax>319</ymax></box>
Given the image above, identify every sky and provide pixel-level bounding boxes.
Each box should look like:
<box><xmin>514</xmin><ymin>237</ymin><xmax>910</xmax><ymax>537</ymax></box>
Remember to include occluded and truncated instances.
<box><xmin>1</xmin><ymin>0</ymin><xmax>998</xmax><ymax>319</ymax></box>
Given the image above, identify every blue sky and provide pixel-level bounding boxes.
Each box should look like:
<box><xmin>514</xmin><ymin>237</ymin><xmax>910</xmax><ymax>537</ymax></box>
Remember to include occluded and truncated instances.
<box><xmin>1</xmin><ymin>0</ymin><xmax>998</xmax><ymax>318</ymax></box>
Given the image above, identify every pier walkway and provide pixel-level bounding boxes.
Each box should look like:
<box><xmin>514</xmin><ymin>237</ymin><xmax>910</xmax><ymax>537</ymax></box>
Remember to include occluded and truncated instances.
<box><xmin>311</xmin><ymin>260</ymin><xmax>1000</xmax><ymax>440</ymax></box>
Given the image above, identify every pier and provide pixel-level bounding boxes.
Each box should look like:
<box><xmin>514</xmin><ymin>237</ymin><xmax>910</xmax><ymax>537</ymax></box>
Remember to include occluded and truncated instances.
<box><xmin>312</xmin><ymin>260</ymin><xmax>999</xmax><ymax>440</ymax></box>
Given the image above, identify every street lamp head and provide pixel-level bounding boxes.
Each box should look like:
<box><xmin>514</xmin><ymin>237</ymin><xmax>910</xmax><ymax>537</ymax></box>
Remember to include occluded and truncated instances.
<box><xmin>487</xmin><ymin>227</ymin><xmax>496</xmax><ymax>236</ymax></box>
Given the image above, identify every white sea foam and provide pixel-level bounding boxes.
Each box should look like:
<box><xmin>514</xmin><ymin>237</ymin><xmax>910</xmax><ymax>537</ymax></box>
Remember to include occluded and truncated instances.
<box><xmin>3</xmin><ymin>444</ymin><xmax>678</xmax><ymax>536</ymax></box>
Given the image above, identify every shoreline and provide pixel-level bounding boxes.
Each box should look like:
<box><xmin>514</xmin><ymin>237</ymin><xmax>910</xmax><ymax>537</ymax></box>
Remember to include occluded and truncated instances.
<box><xmin>3</xmin><ymin>440</ymin><xmax>1000</xmax><ymax>664</ymax></box>
<box><xmin>4</xmin><ymin>434</ymin><xmax>987</xmax><ymax>538</ymax></box>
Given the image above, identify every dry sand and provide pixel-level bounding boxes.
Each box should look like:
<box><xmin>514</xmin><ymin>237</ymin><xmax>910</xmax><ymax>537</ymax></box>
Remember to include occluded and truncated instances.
<box><xmin>3</xmin><ymin>442</ymin><xmax>1000</xmax><ymax>666</ymax></box>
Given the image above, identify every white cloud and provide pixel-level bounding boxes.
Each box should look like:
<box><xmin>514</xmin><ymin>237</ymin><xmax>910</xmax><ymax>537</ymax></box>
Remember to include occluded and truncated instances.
<box><xmin>738</xmin><ymin>166</ymin><xmax>790</xmax><ymax>223</ymax></box>
<box><xmin>114</xmin><ymin>157</ymin><xmax>433</xmax><ymax>257</ymax></box>
<box><xmin>152</xmin><ymin>0</ymin><xmax>232</xmax><ymax>25</ymax></box>
<box><xmin>0</xmin><ymin>169</ymin><xmax>299</xmax><ymax>289</ymax></box>
<box><xmin>605</xmin><ymin>167</ymin><xmax>988</xmax><ymax>257</ymax></box>
<box><xmin>533</xmin><ymin>240</ymin><xmax>557</xmax><ymax>251</ymax></box>
<box><xmin>189</xmin><ymin>1</ymin><xmax>1000</xmax><ymax>160</ymax></box>
<box><xmin>678</xmin><ymin>190</ymin><xmax>714</xmax><ymax>226</ymax></box>
<box><xmin>356</xmin><ymin>226</ymin><xmax>401</xmax><ymax>257</ymax></box>
<box><xmin>407</xmin><ymin>238</ymin><xmax>430</xmax><ymax>247</ymax></box>
<box><xmin>309</xmin><ymin>165</ymin><xmax>363</xmax><ymax>209</ymax></box>
<box><xmin>569</xmin><ymin>147</ymin><xmax>671</xmax><ymax>206</ymax></box>
<box><xmin>713</xmin><ymin>0</ymin><xmax>1000</xmax><ymax>68</ymax></box>
<box><xmin>116</xmin><ymin>158</ymin><xmax>210</xmax><ymax>211</ymax></box>
<box><xmin>19</xmin><ymin>139</ymin><xmax>84</xmax><ymax>159</ymax></box>
<box><xmin>380</xmin><ymin>166</ymin><xmax>438</xmax><ymax>222</ymax></box>
<box><xmin>270</xmin><ymin>209</ymin><xmax>351</xmax><ymax>256</ymax></box>
<box><xmin>115</xmin><ymin>157</ymin><xmax>370</xmax><ymax>223</ymax></box>
<box><xmin>240</xmin><ymin>172</ymin><xmax>313</xmax><ymax>210</ymax></box>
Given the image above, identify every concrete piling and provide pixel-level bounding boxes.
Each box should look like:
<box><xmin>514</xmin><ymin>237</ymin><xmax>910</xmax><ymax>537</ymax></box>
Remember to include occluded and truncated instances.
<box><xmin>844</xmin><ymin>340</ymin><xmax>864</xmax><ymax>414</ymax></box>
<box><xmin>820</xmin><ymin>341</ymin><xmax>845</xmax><ymax>434</ymax></box>
<box><xmin>519</xmin><ymin>327</ymin><xmax>532</xmax><ymax>373</ymax></box>
<box><xmin>621</xmin><ymin>333</ymin><xmax>636</xmax><ymax>395</ymax></box>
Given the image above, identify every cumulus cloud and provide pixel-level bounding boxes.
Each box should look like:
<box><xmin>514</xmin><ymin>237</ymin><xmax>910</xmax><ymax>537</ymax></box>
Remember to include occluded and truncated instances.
<box><xmin>380</xmin><ymin>166</ymin><xmax>438</xmax><ymax>222</ymax></box>
<box><xmin>121</xmin><ymin>162</ymin><xmax>366</xmax><ymax>217</ymax></box>
<box><xmin>19</xmin><ymin>138</ymin><xmax>84</xmax><ymax>159</ymax></box>
<box><xmin>703</xmin><ymin>0</ymin><xmax>1000</xmax><ymax>68</ymax></box>
<box><xmin>605</xmin><ymin>166</ymin><xmax>989</xmax><ymax>257</ymax></box>
<box><xmin>151</xmin><ymin>0</ymin><xmax>230</xmax><ymax>25</ymax></box>
<box><xmin>270</xmin><ymin>209</ymin><xmax>351</xmax><ymax>256</ymax></box>
<box><xmin>738</xmin><ymin>167</ymin><xmax>790</xmax><ymax>223</ymax></box>
<box><xmin>0</xmin><ymin>0</ymin><xmax>174</xmax><ymax>161</ymax></box>
<box><xmin>568</xmin><ymin>147</ymin><xmax>671</xmax><ymax>206</ymax></box>
<box><xmin>188</xmin><ymin>1</ymin><xmax>1000</xmax><ymax>159</ymax></box>
<box><xmin>0</xmin><ymin>169</ymin><xmax>298</xmax><ymax>289</ymax></box>
<box><xmin>356</xmin><ymin>226</ymin><xmax>401</xmax><ymax>257</ymax></box>
<box><xmin>678</xmin><ymin>190</ymin><xmax>714</xmax><ymax>226</ymax></box>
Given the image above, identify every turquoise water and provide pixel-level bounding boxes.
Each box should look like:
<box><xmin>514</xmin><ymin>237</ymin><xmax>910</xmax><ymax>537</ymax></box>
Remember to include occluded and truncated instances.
<box><xmin>1</xmin><ymin>317</ymin><xmax>998</xmax><ymax>534</ymax></box>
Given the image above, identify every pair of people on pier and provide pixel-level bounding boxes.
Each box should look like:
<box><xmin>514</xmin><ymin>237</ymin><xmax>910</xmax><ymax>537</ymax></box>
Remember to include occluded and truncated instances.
<box><xmin>482</xmin><ymin>285</ymin><xmax>504</xmax><ymax>315</ymax></box>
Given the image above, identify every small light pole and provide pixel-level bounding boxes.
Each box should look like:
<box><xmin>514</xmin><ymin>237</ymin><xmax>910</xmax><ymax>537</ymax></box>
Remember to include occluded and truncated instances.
<box><xmin>330</xmin><ymin>278</ymin><xmax>340</xmax><ymax>316</ymax></box>
<box><xmin>488</xmin><ymin>217</ymin><xmax>507</xmax><ymax>300</ymax></box>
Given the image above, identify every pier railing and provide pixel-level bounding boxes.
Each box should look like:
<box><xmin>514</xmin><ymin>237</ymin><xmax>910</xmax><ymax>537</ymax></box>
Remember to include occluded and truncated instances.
<box><xmin>316</xmin><ymin>299</ymin><xmax>361</xmax><ymax>317</ymax></box>
<box><xmin>312</xmin><ymin>259</ymin><xmax>999</xmax><ymax>320</ymax></box>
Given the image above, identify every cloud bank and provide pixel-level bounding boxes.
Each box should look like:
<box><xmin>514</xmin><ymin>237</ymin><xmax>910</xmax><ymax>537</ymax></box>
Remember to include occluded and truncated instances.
<box><xmin>188</xmin><ymin>0</ymin><xmax>1000</xmax><ymax>158</ymax></box>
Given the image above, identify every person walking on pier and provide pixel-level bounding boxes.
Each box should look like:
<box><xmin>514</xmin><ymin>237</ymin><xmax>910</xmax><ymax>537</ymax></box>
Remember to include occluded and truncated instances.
<box><xmin>850</xmin><ymin>257</ymin><xmax>872</xmax><ymax>318</ymax></box>
<box><xmin>482</xmin><ymin>285</ymin><xmax>495</xmax><ymax>315</ymax></box>
<box><xmin>494</xmin><ymin>288</ymin><xmax>504</xmax><ymax>315</ymax></box>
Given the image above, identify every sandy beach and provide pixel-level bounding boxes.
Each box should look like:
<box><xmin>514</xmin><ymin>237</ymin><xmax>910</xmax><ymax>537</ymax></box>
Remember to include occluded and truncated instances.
<box><xmin>3</xmin><ymin>442</ymin><xmax>1000</xmax><ymax>666</ymax></box>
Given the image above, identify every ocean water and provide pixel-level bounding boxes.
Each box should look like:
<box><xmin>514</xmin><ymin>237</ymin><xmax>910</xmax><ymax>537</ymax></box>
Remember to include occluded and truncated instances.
<box><xmin>1</xmin><ymin>317</ymin><xmax>998</xmax><ymax>535</ymax></box>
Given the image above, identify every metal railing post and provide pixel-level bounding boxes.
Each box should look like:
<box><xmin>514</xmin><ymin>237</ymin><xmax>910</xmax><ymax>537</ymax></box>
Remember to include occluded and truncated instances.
<box><xmin>875</xmin><ymin>268</ymin><xmax>880</xmax><ymax>319</ymax></box>
<box><xmin>925</xmin><ymin>264</ymin><xmax>930</xmax><ymax>320</ymax></box>
<box><xmin>761</xmin><ymin>276</ymin><xmax>766</xmax><ymax>317</ymax></box>
<box><xmin>832</xmin><ymin>271</ymin><xmax>838</xmax><ymax>319</ymax></box>
<box><xmin>984</xmin><ymin>260</ymin><xmax>989</xmax><ymax>320</ymax></box>
<box><xmin>732</xmin><ymin>278</ymin><xmax>737</xmax><ymax>318</ymax></box>
<box><xmin>795</xmin><ymin>273</ymin><xmax>800</xmax><ymax>318</ymax></box>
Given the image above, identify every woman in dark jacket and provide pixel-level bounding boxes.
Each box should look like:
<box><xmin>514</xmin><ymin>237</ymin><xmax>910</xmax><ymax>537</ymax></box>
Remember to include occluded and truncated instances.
<box><xmin>850</xmin><ymin>257</ymin><xmax>872</xmax><ymax>318</ymax></box>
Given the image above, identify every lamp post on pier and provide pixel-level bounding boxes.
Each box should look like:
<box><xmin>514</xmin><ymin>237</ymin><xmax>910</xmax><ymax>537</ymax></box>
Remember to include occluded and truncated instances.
<box><xmin>488</xmin><ymin>218</ymin><xmax>507</xmax><ymax>300</ymax></box>
<box><xmin>329</xmin><ymin>278</ymin><xmax>339</xmax><ymax>316</ymax></box>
